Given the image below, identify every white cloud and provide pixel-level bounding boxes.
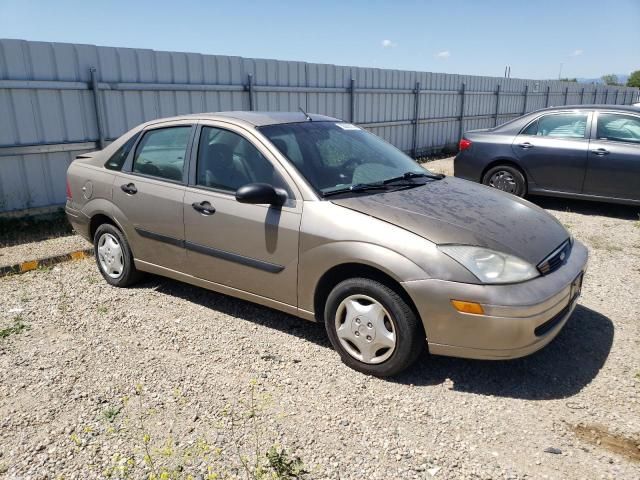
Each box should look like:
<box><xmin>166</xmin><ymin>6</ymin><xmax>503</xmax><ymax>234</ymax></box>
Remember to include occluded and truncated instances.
<box><xmin>570</xmin><ymin>49</ymin><xmax>583</xmax><ymax>56</ymax></box>
<box><xmin>435</xmin><ymin>50</ymin><xmax>450</xmax><ymax>59</ymax></box>
<box><xmin>381</xmin><ymin>39</ymin><xmax>397</xmax><ymax>48</ymax></box>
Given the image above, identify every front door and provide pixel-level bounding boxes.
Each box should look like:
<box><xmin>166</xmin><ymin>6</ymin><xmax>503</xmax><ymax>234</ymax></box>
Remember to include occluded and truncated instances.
<box><xmin>511</xmin><ymin>111</ymin><xmax>591</xmax><ymax>193</ymax></box>
<box><xmin>183</xmin><ymin>124</ymin><xmax>301</xmax><ymax>306</ymax></box>
<box><xmin>113</xmin><ymin>123</ymin><xmax>195</xmax><ymax>271</ymax></box>
<box><xmin>583</xmin><ymin>111</ymin><xmax>640</xmax><ymax>201</ymax></box>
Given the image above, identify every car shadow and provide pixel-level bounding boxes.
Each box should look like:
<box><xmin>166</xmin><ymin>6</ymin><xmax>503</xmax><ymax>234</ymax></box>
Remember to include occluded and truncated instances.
<box><xmin>136</xmin><ymin>275</ymin><xmax>332</xmax><ymax>348</ymax></box>
<box><xmin>529</xmin><ymin>195</ymin><xmax>639</xmax><ymax>220</ymax></box>
<box><xmin>137</xmin><ymin>276</ymin><xmax>613</xmax><ymax>400</ymax></box>
<box><xmin>394</xmin><ymin>304</ymin><xmax>614</xmax><ymax>400</ymax></box>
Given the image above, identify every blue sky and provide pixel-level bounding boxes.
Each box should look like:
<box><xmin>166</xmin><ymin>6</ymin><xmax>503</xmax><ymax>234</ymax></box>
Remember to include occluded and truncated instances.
<box><xmin>1</xmin><ymin>0</ymin><xmax>638</xmax><ymax>80</ymax></box>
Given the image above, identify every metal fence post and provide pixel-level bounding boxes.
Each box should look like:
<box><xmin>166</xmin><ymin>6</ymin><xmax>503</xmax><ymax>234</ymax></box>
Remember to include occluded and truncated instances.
<box><xmin>545</xmin><ymin>85</ymin><xmax>550</xmax><ymax>107</ymax></box>
<box><xmin>522</xmin><ymin>85</ymin><xmax>529</xmax><ymax>115</ymax></box>
<box><xmin>623</xmin><ymin>90</ymin><xmax>628</xmax><ymax>105</ymax></box>
<box><xmin>494</xmin><ymin>84</ymin><xmax>501</xmax><ymax>127</ymax></box>
<box><xmin>580</xmin><ymin>87</ymin><xmax>585</xmax><ymax>104</ymax></box>
<box><xmin>614</xmin><ymin>90</ymin><xmax>619</xmax><ymax>105</ymax></box>
<box><xmin>411</xmin><ymin>81</ymin><xmax>421</xmax><ymax>158</ymax></box>
<box><xmin>350</xmin><ymin>78</ymin><xmax>356</xmax><ymax>123</ymax></box>
<box><xmin>245</xmin><ymin>74</ymin><xmax>254</xmax><ymax>111</ymax></box>
<box><xmin>564</xmin><ymin>86</ymin><xmax>569</xmax><ymax>105</ymax></box>
<box><xmin>89</xmin><ymin>67</ymin><xmax>105</xmax><ymax>150</ymax></box>
<box><xmin>458</xmin><ymin>82</ymin><xmax>466</xmax><ymax>141</ymax></box>
<box><xmin>593</xmin><ymin>88</ymin><xmax>597</xmax><ymax>103</ymax></box>
<box><xmin>605</xmin><ymin>89</ymin><xmax>609</xmax><ymax>104</ymax></box>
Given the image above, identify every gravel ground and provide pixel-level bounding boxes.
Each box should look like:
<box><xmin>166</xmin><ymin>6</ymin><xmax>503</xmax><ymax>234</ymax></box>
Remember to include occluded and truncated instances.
<box><xmin>1</xmin><ymin>181</ymin><xmax>639</xmax><ymax>479</ymax></box>
<box><xmin>424</xmin><ymin>157</ymin><xmax>455</xmax><ymax>176</ymax></box>
<box><xmin>0</xmin><ymin>235</ymin><xmax>89</xmax><ymax>269</ymax></box>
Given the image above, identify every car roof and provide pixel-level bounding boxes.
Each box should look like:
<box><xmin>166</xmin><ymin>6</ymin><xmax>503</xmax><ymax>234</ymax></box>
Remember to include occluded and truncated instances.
<box><xmin>531</xmin><ymin>104</ymin><xmax>640</xmax><ymax>114</ymax></box>
<box><xmin>147</xmin><ymin>111</ymin><xmax>341</xmax><ymax>127</ymax></box>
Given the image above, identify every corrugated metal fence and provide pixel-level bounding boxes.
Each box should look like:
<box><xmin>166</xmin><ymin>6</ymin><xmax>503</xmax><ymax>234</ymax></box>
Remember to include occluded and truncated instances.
<box><xmin>1</xmin><ymin>39</ymin><xmax>638</xmax><ymax>213</ymax></box>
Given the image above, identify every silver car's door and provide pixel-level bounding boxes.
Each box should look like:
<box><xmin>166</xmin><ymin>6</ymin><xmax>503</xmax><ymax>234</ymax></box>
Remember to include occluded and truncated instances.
<box><xmin>183</xmin><ymin>122</ymin><xmax>302</xmax><ymax>306</ymax></box>
<box><xmin>113</xmin><ymin>122</ymin><xmax>195</xmax><ymax>271</ymax></box>
<box><xmin>583</xmin><ymin>111</ymin><xmax>640</xmax><ymax>201</ymax></box>
<box><xmin>511</xmin><ymin>111</ymin><xmax>592</xmax><ymax>193</ymax></box>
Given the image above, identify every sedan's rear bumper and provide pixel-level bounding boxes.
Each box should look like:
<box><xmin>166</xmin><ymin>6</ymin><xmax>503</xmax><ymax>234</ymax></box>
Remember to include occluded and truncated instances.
<box><xmin>65</xmin><ymin>201</ymin><xmax>91</xmax><ymax>241</ymax></box>
<box><xmin>402</xmin><ymin>240</ymin><xmax>588</xmax><ymax>360</ymax></box>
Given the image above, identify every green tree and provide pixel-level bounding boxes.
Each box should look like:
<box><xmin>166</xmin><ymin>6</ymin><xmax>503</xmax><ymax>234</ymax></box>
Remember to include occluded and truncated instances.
<box><xmin>601</xmin><ymin>74</ymin><xmax>620</xmax><ymax>86</ymax></box>
<box><xmin>627</xmin><ymin>70</ymin><xmax>640</xmax><ymax>88</ymax></box>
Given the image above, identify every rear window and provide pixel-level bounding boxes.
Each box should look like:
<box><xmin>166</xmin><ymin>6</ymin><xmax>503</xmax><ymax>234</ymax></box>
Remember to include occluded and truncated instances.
<box><xmin>105</xmin><ymin>133</ymin><xmax>139</xmax><ymax>171</ymax></box>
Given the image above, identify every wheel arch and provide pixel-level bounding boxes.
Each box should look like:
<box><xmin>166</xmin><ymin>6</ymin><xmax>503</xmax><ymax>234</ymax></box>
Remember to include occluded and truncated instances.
<box><xmin>313</xmin><ymin>262</ymin><xmax>420</xmax><ymax>324</ymax></box>
<box><xmin>481</xmin><ymin>158</ymin><xmax>528</xmax><ymax>184</ymax></box>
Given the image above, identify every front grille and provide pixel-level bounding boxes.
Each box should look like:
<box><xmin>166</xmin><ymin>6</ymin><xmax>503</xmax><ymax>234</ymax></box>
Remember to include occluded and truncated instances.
<box><xmin>537</xmin><ymin>240</ymin><xmax>571</xmax><ymax>275</ymax></box>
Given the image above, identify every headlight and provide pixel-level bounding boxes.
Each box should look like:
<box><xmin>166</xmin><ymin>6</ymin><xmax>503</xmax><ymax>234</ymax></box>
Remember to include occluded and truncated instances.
<box><xmin>440</xmin><ymin>245</ymin><xmax>539</xmax><ymax>284</ymax></box>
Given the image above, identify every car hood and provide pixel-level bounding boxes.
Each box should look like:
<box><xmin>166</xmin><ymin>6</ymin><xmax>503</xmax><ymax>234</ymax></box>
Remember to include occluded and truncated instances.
<box><xmin>331</xmin><ymin>177</ymin><xmax>569</xmax><ymax>265</ymax></box>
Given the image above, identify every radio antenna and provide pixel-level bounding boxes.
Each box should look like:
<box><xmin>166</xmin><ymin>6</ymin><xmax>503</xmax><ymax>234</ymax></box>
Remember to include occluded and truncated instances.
<box><xmin>299</xmin><ymin>106</ymin><xmax>312</xmax><ymax>121</ymax></box>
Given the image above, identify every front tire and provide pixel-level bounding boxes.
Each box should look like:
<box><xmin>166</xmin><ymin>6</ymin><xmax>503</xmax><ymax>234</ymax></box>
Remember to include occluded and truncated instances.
<box><xmin>482</xmin><ymin>164</ymin><xmax>527</xmax><ymax>197</ymax></box>
<box><xmin>325</xmin><ymin>278</ymin><xmax>425</xmax><ymax>377</ymax></box>
<box><xmin>94</xmin><ymin>223</ymin><xmax>141</xmax><ymax>287</ymax></box>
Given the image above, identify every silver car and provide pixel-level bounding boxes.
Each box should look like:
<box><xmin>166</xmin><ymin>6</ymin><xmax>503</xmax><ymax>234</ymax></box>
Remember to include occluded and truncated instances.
<box><xmin>66</xmin><ymin>112</ymin><xmax>588</xmax><ymax>376</ymax></box>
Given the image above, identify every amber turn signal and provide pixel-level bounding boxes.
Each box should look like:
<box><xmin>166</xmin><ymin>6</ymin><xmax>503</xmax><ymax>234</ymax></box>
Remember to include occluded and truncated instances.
<box><xmin>450</xmin><ymin>300</ymin><xmax>485</xmax><ymax>315</ymax></box>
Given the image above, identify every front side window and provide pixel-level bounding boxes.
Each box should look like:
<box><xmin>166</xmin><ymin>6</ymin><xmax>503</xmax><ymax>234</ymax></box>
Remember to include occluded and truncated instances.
<box><xmin>259</xmin><ymin>122</ymin><xmax>428</xmax><ymax>195</ymax></box>
<box><xmin>522</xmin><ymin>113</ymin><xmax>588</xmax><ymax>138</ymax></box>
<box><xmin>596</xmin><ymin>113</ymin><xmax>640</xmax><ymax>144</ymax></box>
<box><xmin>132</xmin><ymin>126</ymin><xmax>191</xmax><ymax>181</ymax></box>
<box><xmin>196</xmin><ymin>126</ymin><xmax>286</xmax><ymax>192</ymax></box>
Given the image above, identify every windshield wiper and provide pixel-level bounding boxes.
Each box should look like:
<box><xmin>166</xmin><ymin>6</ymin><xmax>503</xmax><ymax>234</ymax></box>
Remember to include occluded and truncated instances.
<box><xmin>322</xmin><ymin>180</ymin><xmax>427</xmax><ymax>198</ymax></box>
<box><xmin>382</xmin><ymin>171</ymin><xmax>444</xmax><ymax>184</ymax></box>
<box><xmin>322</xmin><ymin>183</ymin><xmax>389</xmax><ymax>197</ymax></box>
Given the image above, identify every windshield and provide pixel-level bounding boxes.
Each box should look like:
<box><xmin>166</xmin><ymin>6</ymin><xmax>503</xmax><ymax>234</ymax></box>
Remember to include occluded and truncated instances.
<box><xmin>258</xmin><ymin>122</ymin><xmax>432</xmax><ymax>195</ymax></box>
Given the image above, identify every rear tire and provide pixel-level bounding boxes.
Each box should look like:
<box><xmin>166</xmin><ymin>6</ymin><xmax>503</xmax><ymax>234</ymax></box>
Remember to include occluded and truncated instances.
<box><xmin>325</xmin><ymin>278</ymin><xmax>425</xmax><ymax>377</ymax></box>
<box><xmin>94</xmin><ymin>223</ymin><xmax>142</xmax><ymax>287</ymax></box>
<box><xmin>482</xmin><ymin>164</ymin><xmax>527</xmax><ymax>197</ymax></box>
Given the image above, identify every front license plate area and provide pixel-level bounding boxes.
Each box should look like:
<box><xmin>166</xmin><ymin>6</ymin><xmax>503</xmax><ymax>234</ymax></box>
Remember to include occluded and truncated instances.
<box><xmin>570</xmin><ymin>272</ymin><xmax>584</xmax><ymax>300</ymax></box>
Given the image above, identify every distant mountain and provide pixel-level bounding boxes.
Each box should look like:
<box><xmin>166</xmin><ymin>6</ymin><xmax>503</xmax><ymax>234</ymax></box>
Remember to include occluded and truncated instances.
<box><xmin>575</xmin><ymin>74</ymin><xmax>630</xmax><ymax>85</ymax></box>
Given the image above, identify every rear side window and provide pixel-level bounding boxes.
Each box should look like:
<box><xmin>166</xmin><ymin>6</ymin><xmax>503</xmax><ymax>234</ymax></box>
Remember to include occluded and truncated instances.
<box><xmin>132</xmin><ymin>127</ymin><xmax>191</xmax><ymax>181</ymax></box>
<box><xmin>105</xmin><ymin>133</ymin><xmax>139</xmax><ymax>171</ymax></box>
<box><xmin>596</xmin><ymin>113</ymin><xmax>640</xmax><ymax>144</ymax></box>
<box><xmin>522</xmin><ymin>114</ymin><xmax>588</xmax><ymax>138</ymax></box>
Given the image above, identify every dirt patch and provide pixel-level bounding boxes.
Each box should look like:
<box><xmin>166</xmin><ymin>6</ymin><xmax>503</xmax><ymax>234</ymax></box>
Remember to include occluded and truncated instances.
<box><xmin>572</xmin><ymin>423</ymin><xmax>640</xmax><ymax>463</ymax></box>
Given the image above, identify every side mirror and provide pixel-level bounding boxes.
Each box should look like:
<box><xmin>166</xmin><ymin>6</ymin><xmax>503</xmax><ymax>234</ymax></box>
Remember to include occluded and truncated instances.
<box><xmin>235</xmin><ymin>183</ymin><xmax>287</xmax><ymax>206</ymax></box>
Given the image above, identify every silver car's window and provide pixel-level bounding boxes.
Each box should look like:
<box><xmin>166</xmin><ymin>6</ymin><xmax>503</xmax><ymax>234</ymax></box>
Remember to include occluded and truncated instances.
<box><xmin>259</xmin><ymin>122</ymin><xmax>427</xmax><ymax>195</ymax></box>
<box><xmin>522</xmin><ymin>114</ymin><xmax>588</xmax><ymax>139</ymax></box>
<box><xmin>196</xmin><ymin>126</ymin><xmax>288</xmax><ymax>193</ymax></box>
<box><xmin>596</xmin><ymin>113</ymin><xmax>640</xmax><ymax>144</ymax></box>
<box><xmin>132</xmin><ymin>127</ymin><xmax>191</xmax><ymax>181</ymax></box>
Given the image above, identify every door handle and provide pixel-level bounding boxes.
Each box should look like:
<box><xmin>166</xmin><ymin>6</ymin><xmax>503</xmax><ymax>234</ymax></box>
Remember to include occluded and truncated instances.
<box><xmin>121</xmin><ymin>183</ymin><xmax>137</xmax><ymax>194</ymax></box>
<box><xmin>192</xmin><ymin>201</ymin><xmax>216</xmax><ymax>215</ymax></box>
<box><xmin>591</xmin><ymin>148</ymin><xmax>609</xmax><ymax>156</ymax></box>
<box><xmin>519</xmin><ymin>142</ymin><xmax>534</xmax><ymax>149</ymax></box>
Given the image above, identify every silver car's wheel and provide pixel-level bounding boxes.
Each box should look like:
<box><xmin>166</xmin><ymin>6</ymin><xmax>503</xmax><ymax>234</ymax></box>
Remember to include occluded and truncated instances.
<box><xmin>488</xmin><ymin>170</ymin><xmax>517</xmax><ymax>193</ymax></box>
<box><xmin>97</xmin><ymin>232</ymin><xmax>124</xmax><ymax>278</ymax></box>
<box><xmin>334</xmin><ymin>294</ymin><xmax>397</xmax><ymax>364</ymax></box>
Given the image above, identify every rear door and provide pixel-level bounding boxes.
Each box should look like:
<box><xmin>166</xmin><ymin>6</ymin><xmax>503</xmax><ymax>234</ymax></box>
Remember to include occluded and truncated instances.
<box><xmin>583</xmin><ymin>111</ymin><xmax>640</xmax><ymax>201</ymax></box>
<box><xmin>113</xmin><ymin>122</ymin><xmax>195</xmax><ymax>271</ymax></box>
<box><xmin>511</xmin><ymin>111</ymin><xmax>592</xmax><ymax>193</ymax></box>
<box><xmin>183</xmin><ymin>122</ymin><xmax>302</xmax><ymax>306</ymax></box>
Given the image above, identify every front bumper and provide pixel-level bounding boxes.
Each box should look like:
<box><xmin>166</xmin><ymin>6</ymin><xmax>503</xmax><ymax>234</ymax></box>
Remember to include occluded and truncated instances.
<box><xmin>402</xmin><ymin>240</ymin><xmax>588</xmax><ymax>360</ymax></box>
